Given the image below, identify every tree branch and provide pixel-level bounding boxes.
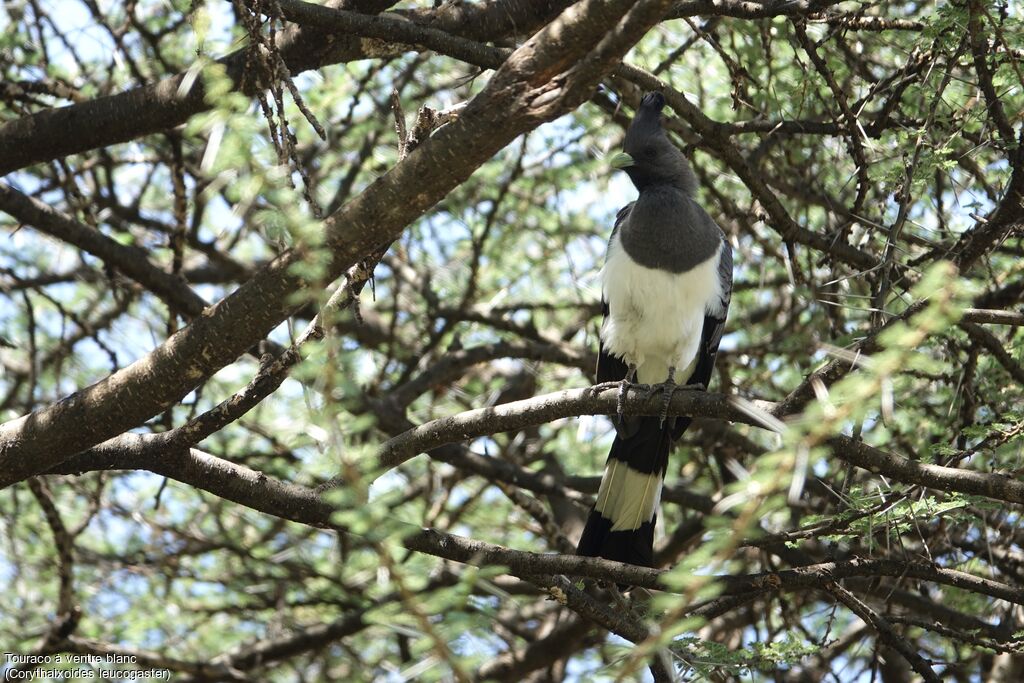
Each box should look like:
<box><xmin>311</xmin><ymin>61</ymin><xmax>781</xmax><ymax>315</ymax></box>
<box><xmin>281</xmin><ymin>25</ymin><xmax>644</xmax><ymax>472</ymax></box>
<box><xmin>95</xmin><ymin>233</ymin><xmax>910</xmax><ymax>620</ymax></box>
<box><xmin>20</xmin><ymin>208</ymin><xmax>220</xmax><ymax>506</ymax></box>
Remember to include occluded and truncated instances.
<box><xmin>377</xmin><ymin>386</ymin><xmax>772</xmax><ymax>470</ymax></box>
<box><xmin>826</xmin><ymin>582</ymin><xmax>941</xmax><ymax>683</ymax></box>
<box><xmin>829</xmin><ymin>434</ymin><xmax>1024</xmax><ymax>504</ymax></box>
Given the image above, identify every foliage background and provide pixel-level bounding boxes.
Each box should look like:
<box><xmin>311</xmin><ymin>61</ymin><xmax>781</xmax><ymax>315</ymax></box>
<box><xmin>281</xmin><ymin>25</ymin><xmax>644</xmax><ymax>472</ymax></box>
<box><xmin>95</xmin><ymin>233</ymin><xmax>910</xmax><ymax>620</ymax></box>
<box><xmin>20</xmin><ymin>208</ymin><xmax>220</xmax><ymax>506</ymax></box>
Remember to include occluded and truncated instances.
<box><xmin>1</xmin><ymin>0</ymin><xmax>1023</xmax><ymax>680</ymax></box>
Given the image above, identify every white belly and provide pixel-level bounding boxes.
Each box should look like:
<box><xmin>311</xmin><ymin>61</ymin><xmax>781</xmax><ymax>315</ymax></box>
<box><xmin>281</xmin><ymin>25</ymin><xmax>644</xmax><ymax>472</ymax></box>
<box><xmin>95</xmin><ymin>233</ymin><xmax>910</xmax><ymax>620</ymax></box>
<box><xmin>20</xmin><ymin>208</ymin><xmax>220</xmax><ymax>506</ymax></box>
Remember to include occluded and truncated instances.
<box><xmin>600</xmin><ymin>233</ymin><xmax>722</xmax><ymax>385</ymax></box>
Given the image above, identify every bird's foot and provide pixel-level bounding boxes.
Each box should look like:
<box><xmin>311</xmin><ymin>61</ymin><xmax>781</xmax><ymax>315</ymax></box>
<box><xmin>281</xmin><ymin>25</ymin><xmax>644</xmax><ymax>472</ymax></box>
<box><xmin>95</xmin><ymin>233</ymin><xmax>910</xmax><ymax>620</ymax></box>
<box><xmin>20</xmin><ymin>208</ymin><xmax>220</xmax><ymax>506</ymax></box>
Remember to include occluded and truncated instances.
<box><xmin>641</xmin><ymin>369</ymin><xmax>706</xmax><ymax>427</ymax></box>
<box><xmin>616</xmin><ymin>365</ymin><xmax>638</xmax><ymax>423</ymax></box>
<box><xmin>652</xmin><ymin>371</ymin><xmax>678</xmax><ymax>428</ymax></box>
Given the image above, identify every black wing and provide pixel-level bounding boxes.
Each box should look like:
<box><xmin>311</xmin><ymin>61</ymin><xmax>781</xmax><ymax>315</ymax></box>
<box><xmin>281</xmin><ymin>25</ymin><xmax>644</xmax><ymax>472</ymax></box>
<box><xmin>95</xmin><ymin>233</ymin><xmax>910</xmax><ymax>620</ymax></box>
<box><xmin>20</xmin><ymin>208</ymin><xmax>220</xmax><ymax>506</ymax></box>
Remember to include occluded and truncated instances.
<box><xmin>595</xmin><ymin>203</ymin><xmax>633</xmax><ymax>386</ymax></box>
<box><xmin>685</xmin><ymin>233</ymin><xmax>733</xmax><ymax>391</ymax></box>
<box><xmin>671</xmin><ymin>226</ymin><xmax>732</xmax><ymax>441</ymax></box>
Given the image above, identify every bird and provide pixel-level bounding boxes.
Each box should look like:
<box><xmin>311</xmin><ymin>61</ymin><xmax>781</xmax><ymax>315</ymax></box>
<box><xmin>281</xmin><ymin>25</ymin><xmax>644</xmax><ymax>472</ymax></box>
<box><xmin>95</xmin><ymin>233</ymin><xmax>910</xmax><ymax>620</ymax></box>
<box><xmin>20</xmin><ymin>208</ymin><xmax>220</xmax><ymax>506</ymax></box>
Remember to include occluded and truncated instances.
<box><xmin>576</xmin><ymin>91</ymin><xmax>733</xmax><ymax>568</ymax></box>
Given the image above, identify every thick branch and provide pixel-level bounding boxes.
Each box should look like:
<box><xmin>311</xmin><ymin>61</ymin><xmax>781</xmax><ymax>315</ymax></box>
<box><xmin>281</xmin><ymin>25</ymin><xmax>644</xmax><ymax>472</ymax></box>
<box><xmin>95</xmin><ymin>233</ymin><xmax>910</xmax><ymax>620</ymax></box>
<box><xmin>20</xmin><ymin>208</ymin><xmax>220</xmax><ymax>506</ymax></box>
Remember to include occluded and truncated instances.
<box><xmin>404</xmin><ymin>529</ymin><xmax>1024</xmax><ymax>606</ymax></box>
<box><xmin>377</xmin><ymin>386</ymin><xmax>772</xmax><ymax>470</ymax></box>
<box><xmin>962</xmin><ymin>308</ymin><xmax>1024</xmax><ymax>326</ymax></box>
<box><xmin>275</xmin><ymin>0</ymin><xmax>509</xmax><ymax>70</ymax></box>
<box><xmin>829</xmin><ymin>434</ymin><xmax>1024</xmax><ymax>504</ymax></box>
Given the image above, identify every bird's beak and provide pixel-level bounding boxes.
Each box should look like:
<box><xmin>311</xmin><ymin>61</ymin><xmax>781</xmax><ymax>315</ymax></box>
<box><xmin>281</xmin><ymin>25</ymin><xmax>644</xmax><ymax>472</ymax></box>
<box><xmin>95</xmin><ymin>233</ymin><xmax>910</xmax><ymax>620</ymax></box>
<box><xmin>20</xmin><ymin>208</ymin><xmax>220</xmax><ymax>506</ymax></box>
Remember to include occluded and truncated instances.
<box><xmin>609</xmin><ymin>151</ymin><xmax>635</xmax><ymax>169</ymax></box>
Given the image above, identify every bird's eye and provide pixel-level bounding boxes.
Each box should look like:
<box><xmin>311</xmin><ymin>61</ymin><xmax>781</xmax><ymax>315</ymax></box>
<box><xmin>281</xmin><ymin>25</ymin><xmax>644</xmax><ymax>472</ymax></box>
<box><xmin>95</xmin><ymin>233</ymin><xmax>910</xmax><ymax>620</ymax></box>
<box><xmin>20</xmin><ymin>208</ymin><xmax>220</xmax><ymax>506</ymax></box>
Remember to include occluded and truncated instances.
<box><xmin>641</xmin><ymin>145</ymin><xmax>657</xmax><ymax>159</ymax></box>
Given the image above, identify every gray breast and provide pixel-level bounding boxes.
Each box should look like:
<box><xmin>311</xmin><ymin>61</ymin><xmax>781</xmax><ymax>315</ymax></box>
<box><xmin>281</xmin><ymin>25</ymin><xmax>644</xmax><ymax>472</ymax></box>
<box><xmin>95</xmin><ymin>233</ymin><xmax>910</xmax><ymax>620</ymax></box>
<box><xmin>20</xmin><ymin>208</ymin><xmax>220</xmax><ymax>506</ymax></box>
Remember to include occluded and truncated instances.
<box><xmin>618</xmin><ymin>188</ymin><xmax>723</xmax><ymax>274</ymax></box>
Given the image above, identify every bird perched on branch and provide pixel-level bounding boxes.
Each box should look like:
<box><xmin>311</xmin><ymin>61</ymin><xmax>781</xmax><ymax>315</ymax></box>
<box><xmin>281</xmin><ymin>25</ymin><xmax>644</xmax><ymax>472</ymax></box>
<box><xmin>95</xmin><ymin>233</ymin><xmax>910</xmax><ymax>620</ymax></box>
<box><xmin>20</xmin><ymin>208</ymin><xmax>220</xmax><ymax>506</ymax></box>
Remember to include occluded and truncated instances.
<box><xmin>577</xmin><ymin>92</ymin><xmax>733</xmax><ymax>568</ymax></box>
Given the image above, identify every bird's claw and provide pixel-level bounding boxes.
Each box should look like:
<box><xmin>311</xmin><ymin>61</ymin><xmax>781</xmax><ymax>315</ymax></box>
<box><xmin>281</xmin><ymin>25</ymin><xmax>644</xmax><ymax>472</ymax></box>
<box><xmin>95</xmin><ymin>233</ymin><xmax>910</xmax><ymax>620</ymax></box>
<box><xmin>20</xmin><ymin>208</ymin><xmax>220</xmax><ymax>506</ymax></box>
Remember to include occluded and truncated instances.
<box><xmin>615</xmin><ymin>365</ymin><xmax>638</xmax><ymax>423</ymax></box>
<box><xmin>643</xmin><ymin>369</ymin><xmax>706</xmax><ymax>428</ymax></box>
<box><xmin>616</xmin><ymin>382</ymin><xmax>628</xmax><ymax>422</ymax></box>
<box><xmin>659</xmin><ymin>381</ymin><xmax>677</xmax><ymax>428</ymax></box>
<box><xmin>641</xmin><ymin>376</ymin><xmax>677</xmax><ymax>428</ymax></box>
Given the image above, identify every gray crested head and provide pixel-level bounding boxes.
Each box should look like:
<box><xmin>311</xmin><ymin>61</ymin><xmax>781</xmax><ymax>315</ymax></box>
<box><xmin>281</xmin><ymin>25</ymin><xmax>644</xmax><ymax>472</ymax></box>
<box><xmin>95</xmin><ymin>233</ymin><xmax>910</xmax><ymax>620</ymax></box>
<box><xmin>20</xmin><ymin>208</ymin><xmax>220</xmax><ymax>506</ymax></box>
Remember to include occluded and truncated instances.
<box><xmin>616</xmin><ymin>92</ymin><xmax>696</xmax><ymax>194</ymax></box>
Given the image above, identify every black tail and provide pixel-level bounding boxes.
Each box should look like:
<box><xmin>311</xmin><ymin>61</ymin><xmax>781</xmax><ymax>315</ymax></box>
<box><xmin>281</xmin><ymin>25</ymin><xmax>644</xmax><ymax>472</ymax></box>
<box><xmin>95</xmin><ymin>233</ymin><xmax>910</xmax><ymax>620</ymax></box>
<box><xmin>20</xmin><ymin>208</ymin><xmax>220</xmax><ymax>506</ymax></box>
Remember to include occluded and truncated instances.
<box><xmin>576</xmin><ymin>416</ymin><xmax>679</xmax><ymax>567</ymax></box>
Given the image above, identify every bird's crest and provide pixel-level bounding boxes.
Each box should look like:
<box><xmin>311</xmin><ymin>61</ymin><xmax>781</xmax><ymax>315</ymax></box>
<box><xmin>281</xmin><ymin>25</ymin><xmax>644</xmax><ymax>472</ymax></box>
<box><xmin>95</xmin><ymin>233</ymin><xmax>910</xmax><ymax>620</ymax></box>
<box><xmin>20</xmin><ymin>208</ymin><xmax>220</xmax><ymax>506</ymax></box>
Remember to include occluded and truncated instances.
<box><xmin>625</xmin><ymin>92</ymin><xmax>667</xmax><ymax>144</ymax></box>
